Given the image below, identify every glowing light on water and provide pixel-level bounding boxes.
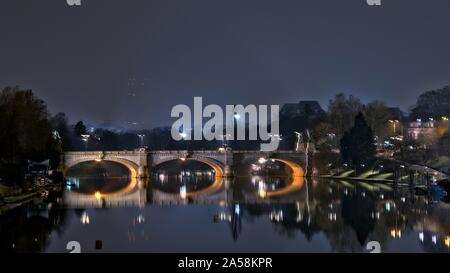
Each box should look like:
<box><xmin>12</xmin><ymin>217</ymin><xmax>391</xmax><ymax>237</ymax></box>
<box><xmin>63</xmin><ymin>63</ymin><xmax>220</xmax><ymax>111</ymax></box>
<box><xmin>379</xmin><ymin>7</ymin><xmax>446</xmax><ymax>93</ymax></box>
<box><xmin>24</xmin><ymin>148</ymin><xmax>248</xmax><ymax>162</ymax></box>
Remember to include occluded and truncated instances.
<box><xmin>235</xmin><ymin>204</ymin><xmax>240</xmax><ymax>215</ymax></box>
<box><xmin>419</xmin><ymin>232</ymin><xmax>424</xmax><ymax>242</ymax></box>
<box><xmin>180</xmin><ymin>185</ymin><xmax>187</xmax><ymax>199</ymax></box>
<box><xmin>258</xmin><ymin>182</ymin><xmax>267</xmax><ymax>198</ymax></box>
<box><xmin>81</xmin><ymin>211</ymin><xmax>90</xmax><ymax>225</ymax></box>
<box><xmin>159</xmin><ymin>173</ymin><xmax>167</xmax><ymax>183</ymax></box>
<box><xmin>270</xmin><ymin>210</ymin><xmax>283</xmax><ymax>222</ymax></box>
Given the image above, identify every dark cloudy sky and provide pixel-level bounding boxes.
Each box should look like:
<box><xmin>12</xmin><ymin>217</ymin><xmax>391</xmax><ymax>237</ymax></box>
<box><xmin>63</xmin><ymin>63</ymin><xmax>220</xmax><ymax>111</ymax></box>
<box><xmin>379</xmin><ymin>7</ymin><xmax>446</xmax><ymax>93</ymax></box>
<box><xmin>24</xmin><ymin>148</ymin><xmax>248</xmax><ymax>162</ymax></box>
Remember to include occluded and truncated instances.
<box><xmin>1</xmin><ymin>0</ymin><xmax>450</xmax><ymax>129</ymax></box>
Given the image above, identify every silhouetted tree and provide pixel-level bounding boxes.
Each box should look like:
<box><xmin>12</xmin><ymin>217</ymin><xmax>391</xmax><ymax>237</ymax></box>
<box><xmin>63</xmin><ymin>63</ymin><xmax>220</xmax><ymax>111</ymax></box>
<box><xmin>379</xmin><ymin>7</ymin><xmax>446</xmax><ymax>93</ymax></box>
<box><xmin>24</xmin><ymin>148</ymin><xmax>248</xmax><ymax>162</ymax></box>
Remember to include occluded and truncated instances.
<box><xmin>73</xmin><ymin>121</ymin><xmax>87</xmax><ymax>137</ymax></box>
<box><xmin>0</xmin><ymin>86</ymin><xmax>55</xmax><ymax>185</ymax></box>
<box><xmin>409</xmin><ymin>86</ymin><xmax>450</xmax><ymax>120</ymax></box>
<box><xmin>340</xmin><ymin>112</ymin><xmax>376</xmax><ymax>168</ymax></box>
<box><xmin>328</xmin><ymin>93</ymin><xmax>362</xmax><ymax>138</ymax></box>
<box><xmin>50</xmin><ymin>112</ymin><xmax>72</xmax><ymax>150</ymax></box>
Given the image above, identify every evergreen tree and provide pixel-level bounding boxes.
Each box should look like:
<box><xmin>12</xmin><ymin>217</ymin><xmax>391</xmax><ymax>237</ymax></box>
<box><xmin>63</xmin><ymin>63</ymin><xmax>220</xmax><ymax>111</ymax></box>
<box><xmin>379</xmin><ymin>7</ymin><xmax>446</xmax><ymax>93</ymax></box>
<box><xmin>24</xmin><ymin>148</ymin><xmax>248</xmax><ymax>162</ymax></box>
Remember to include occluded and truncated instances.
<box><xmin>73</xmin><ymin>121</ymin><xmax>87</xmax><ymax>137</ymax></box>
<box><xmin>340</xmin><ymin>112</ymin><xmax>376</xmax><ymax>167</ymax></box>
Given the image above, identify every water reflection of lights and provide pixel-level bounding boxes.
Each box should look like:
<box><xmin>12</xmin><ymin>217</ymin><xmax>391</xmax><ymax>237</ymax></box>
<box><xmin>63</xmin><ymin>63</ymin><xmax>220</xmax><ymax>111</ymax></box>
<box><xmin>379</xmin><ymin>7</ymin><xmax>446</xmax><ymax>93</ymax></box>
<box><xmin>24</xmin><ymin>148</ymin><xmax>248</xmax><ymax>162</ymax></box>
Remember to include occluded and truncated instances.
<box><xmin>65</xmin><ymin>177</ymin><xmax>79</xmax><ymax>191</ymax></box>
<box><xmin>219</xmin><ymin>212</ymin><xmax>231</xmax><ymax>222</ymax></box>
<box><xmin>258</xmin><ymin>182</ymin><xmax>267</xmax><ymax>198</ymax></box>
<box><xmin>419</xmin><ymin>232</ymin><xmax>424</xmax><ymax>242</ymax></box>
<box><xmin>270</xmin><ymin>210</ymin><xmax>283</xmax><ymax>222</ymax></box>
<box><xmin>371</xmin><ymin>211</ymin><xmax>380</xmax><ymax>220</ymax></box>
<box><xmin>432</xmin><ymin>235</ymin><xmax>437</xmax><ymax>245</ymax></box>
<box><xmin>132</xmin><ymin>214</ymin><xmax>145</xmax><ymax>225</ymax></box>
<box><xmin>235</xmin><ymin>204</ymin><xmax>240</xmax><ymax>215</ymax></box>
<box><xmin>251</xmin><ymin>164</ymin><xmax>261</xmax><ymax>171</ymax></box>
<box><xmin>385</xmin><ymin>203</ymin><xmax>391</xmax><ymax>212</ymax></box>
<box><xmin>390</xmin><ymin>229</ymin><xmax>402</xmax><ymax>238</ymax></box>
<box><xmin>328</xmin><ymin>213</ymin><xmax>337</xmax><ymax>222</ymax></box>
<box><xmin>137</xmin><ymin>214</ymin><xmax>145</xmax><ymax>224</ymax></box>
<box><xmin>179</xmin><ymin>185</ymin><xmax>187</xmax><ymax>199</ymax></box>
<box><xmin>158</xmin><ymin>173</ymin><xmax>167</xmax><ymax>183</ymax></box>
<box><xmin>81</xmin><ymin>211</ymin><xmax>90</xmax><ymax>225</ymax></box>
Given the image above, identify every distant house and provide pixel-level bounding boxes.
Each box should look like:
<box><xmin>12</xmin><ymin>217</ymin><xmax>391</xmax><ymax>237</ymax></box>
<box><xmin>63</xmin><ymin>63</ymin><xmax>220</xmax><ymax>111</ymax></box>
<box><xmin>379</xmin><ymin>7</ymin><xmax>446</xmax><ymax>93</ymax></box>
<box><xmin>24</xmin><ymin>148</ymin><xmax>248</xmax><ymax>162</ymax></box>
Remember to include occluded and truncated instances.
<box><xmin>280</xmin><ymin>100</ymin><xmax>326</xmax><ymax>119</ymax></box>
<box><xmin>406</xmin><ymin>118</ymin><xmax>437</xmax><ymax>144</ymax></box>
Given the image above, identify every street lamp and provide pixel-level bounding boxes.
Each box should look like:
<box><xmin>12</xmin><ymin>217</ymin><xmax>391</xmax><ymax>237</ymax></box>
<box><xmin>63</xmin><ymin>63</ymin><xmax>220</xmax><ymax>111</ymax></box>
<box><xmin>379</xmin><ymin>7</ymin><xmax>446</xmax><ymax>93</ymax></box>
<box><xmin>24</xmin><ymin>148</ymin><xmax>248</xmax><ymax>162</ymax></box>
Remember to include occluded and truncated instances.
<box><xmin>137</xmin><ymin>134</ymin><xmax>145</xmax><ymax>148</ymax></box>
<box><xmin>388</xmin><ymin>120</ymin><xmax>399</xmax><ymax>136</ymax></box>
<box><xmin>294</xmin><ymin>131</ymin><xmax>302</xmax><ymax>152</ymax></box>
<box><xmin>81</xmin><ymin>134</ymin><xmax>90</xmax><ymax>151</ymax></box>
<box><xmin>442</xmin><ymin>116</ymin><xmax>449</xmax><ymax>121</ymax></box>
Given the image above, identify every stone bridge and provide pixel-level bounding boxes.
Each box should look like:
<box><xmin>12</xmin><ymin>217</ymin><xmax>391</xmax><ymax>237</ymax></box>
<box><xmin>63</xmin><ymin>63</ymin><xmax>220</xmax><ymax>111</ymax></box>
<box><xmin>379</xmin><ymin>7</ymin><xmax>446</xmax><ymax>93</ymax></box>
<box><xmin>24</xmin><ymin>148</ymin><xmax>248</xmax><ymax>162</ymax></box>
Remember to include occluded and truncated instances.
<box><xmin>62</xmin><ymin>149</ymin><xmax>307</xmax><ymax>178</ymax></box>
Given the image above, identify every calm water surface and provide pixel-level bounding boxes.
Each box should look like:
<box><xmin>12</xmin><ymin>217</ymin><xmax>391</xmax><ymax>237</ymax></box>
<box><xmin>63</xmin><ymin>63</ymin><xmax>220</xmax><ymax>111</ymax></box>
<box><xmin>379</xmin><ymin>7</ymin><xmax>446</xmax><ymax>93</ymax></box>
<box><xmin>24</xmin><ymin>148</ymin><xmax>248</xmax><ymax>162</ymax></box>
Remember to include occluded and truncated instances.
<box><xmin>1</xmin><ymin>161</ymin><xmax>449</xmax><ymax>253</ymax></box>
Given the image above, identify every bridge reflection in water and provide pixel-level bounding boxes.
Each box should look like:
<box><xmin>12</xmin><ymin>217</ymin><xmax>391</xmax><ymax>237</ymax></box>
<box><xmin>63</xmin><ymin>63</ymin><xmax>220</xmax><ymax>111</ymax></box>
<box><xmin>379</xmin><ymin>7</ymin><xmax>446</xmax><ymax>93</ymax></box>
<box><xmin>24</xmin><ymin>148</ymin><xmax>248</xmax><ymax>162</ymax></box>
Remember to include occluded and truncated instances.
<box><xmin>63</xmin><ymin>174</ymin><xmax>306</xmax><ymax>209</ymax></box>
<box><xmin>63</xmin><ymin>154</ymin><xmax>306</xmax><ymax>208</ymax></box>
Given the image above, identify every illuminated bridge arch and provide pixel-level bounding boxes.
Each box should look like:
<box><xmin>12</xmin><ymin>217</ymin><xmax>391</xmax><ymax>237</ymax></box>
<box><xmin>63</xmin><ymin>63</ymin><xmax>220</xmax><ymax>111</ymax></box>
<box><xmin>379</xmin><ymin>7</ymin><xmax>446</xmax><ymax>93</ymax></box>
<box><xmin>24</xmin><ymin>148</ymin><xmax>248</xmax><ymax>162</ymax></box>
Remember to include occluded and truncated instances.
<box><xmin>149</xmin><ymin>151</ymin><xmax>229</xmax><ymax>177</ymax></box>
<box><xmin>63</xmin><ymin>151</ymin><xmax>148</xmax><ymax>178</ymax></box>
<box><xmin>233</xmin><ymin>151</ymin><xmax>306</xmax><ymax>197</ymax></box>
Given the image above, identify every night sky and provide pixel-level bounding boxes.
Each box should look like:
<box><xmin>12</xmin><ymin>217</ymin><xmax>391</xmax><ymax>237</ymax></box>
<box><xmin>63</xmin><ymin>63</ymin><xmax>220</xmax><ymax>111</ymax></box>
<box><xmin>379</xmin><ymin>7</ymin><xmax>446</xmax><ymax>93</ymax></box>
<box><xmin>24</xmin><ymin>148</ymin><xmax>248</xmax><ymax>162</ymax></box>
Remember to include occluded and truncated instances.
<box><xmin>1</xmin><ymin>0</ymin><xmax>450</xmax><ymax>129</ymax></box>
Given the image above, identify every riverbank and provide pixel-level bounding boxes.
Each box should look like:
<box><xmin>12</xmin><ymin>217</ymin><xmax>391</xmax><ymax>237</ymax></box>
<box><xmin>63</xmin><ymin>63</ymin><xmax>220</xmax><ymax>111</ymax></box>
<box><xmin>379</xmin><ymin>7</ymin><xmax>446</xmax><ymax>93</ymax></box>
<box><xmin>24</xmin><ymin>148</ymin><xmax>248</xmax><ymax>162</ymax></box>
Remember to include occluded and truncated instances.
<box><xmin>0</xmin><ymin>182</ymin><xmax>62</xmax><ymax>216</ymax></box>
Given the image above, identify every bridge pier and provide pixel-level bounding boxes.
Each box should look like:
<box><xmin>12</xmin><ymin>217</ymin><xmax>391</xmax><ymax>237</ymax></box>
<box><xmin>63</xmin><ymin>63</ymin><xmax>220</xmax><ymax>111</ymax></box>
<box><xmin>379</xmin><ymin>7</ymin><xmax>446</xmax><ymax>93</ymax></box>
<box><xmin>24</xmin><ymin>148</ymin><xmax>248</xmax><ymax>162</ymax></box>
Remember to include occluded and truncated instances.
<box><xmin>138</xmin><ymin>166</ymin><xmax>149</xmax><ymax>178</ymax></box>
<box><xmin>224</xmin><ymin>165</ymin><xmax>232</xmax><ymax>177</ymax></box>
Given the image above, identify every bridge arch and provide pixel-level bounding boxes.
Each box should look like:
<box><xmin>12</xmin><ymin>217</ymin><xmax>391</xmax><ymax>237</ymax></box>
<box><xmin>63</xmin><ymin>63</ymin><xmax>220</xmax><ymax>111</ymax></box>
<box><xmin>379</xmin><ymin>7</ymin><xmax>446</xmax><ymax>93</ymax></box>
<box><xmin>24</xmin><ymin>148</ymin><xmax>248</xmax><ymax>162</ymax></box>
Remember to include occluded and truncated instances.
<box><xmin>65</xmin><ymin>158</ymin><xmax>139</xmax><ymax>178</ymax></box>
<box><xmin>151</xmin><ymin>156</ymin><xmax>225</xmax><ymax>198</ymax></box>
<box><xmin>63</xmin><ymin>151</ymin><xmax>144</xmax><ymax>178</ymax></box>
<box><xmin>151</xmin><ymin>156</ymin><xmax>225</xmax><ymax>177</ymax></box>
<box><xmin>234</xmin><ymin>153</ymin><xmax>305</xmax><ymax>197</ymax></box>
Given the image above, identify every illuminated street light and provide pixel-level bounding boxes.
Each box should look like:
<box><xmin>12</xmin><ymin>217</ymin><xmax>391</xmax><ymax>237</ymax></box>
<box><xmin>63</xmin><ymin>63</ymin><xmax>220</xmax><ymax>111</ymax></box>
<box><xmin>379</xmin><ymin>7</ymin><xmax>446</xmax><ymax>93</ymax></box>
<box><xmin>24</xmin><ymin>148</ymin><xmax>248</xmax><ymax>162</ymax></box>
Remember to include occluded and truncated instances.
<box><xmin>442</xmin><ymin>116</ymin><xmax>449</xmax><ymax>121</ymax></box>
<box><xmin>94</xmin><ymin>191</ymin><xmax>102</xmax><ymax>200</ymax></box>
<box><xmin>388</xmin><ymin>120</ymin><xmax>399</xmax><ymax>136</ymax></box>
<box><xmin>81</xmin><ymin>134</ymin><xmax>90</xmax><ymax>151</ymax></box>
<box><xmin>294</xmin><ymin>131</ymin><xmax>302</xmax><ymax>152</ymax></box>
<box><xmin>137</xmin><ymin>134</ymin><xmax>145</xmax><ymax>147</ymax></box>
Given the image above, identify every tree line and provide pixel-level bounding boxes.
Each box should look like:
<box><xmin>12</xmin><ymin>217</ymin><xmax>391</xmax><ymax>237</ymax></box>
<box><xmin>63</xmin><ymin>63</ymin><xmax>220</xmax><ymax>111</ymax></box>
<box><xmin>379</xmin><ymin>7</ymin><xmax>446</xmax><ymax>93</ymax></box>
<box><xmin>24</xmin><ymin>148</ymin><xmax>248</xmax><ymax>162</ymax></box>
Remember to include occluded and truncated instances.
<box><xmin>1</xmin><ymin>85</ymin><xmax>449</xmax><ymax>187</ymax></box>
